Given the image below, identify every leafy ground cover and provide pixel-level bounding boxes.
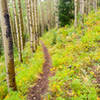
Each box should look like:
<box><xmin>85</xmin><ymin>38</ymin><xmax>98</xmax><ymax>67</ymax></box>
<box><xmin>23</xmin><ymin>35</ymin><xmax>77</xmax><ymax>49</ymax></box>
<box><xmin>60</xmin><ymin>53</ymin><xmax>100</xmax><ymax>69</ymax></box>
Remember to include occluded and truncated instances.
<box><xmin>0</xmin><ymin>10</ymin><xmax>100</xmax><ymax>100</ymax></box>
<box><xmin>0</xmin><ymin>43</ymin><xmax>44</xmax><ymax>100</ymax></box>
<box><xmin>41</xmin><ymin>10</ymin><xmax>100</xmax><ymax>100</ymax></box>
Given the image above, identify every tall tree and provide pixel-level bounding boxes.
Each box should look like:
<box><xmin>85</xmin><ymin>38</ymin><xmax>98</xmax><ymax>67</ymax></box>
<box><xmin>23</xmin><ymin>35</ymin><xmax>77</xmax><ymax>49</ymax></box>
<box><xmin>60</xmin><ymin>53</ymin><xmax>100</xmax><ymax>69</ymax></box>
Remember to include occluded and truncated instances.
<box><xmin>84</xmin><ymin>0</ymin><xmax>88</xmax><ymax>15</ymax></box>
<box><xmin>25</xmin><ymin>0</ymin><xmax>30</xmax><ymax>34</ymax></box>
<box><xmin>13</xmin><ymin>0</ymin><xmax>23</xmax><ymax>62</ymax></box>
<box><xmin>87</xmin><ymin>0</ymin><xmax>91</xmax><ymax>13</ymax></box>
<box><xmin>74</xmin><ymin>0</ymin><xmax>78</xmax><ymax>28</ymax></box>
<box><xmin>54</xmin><ymin>0</ymin><xmax>59</xmax><ymax>28</ymax></box>
<box><xmin>47</xmin><ymin>0</ymin><xmax>52</xmax><ymax>30</ymax></box>
<box><xmin>93</xmin><ymin>0</ymin><xmax>97</xmax><ymax>12</ymax></box>
<box><xmin>80</xmin><ymin>0</ymin><xmax>84</xmax><ymax>28</ymax></box>
<box><xmin>34</xmin><ymin>0</ymin><xmax>39</xmax><ymax>47</ymax></box>
<box><xmin>18</xmin><ymin>0</ymin><xmax>24</xmax><ymax>51</ymax></box>
<box><xmin>0</xmin><ymin>0</ymin><xmax>17</xmax><ymax>91</ymax></box>
<box><xmin>27</xmin><ymin>0</ymin><xmax>34</xmax><ymax>52</ymax></box>
<box><xmin>40</xmin><ymin>1</ymin><xmax>45</xmax><ymax>34</ymax></box>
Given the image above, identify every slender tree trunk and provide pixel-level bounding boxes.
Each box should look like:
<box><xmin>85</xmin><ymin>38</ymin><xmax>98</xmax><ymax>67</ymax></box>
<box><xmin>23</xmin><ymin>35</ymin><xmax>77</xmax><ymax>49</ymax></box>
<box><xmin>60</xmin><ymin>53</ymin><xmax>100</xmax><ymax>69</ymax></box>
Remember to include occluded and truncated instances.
<box><xmin>35</xmin><ymin>0</ymin><xmax>39</xmax><ymax>45</ymax></box>
<box><xmin>37</xmin><ymin>1</ymin><xmax>41</xmax><ymax>37</ymax></box>
<box><xmin>18</xmin><ymin>0</ymin><xmax>24</xmax><ymax>51</ymax></box>
<box><xmin>93</xmin><ymin>0</ymin><xmax>97</xmax><ymax>12</ymax></box>
<box><xmin>80</xmin><ymin>0</ymin><xmax>84</xmax><ymax>28</ymax></box>
<box><xmin>31</xmin><ymin>0</ymin><xmax>36</xmax><ymax>51</ymax></box>
<box><xmin>47</xmin><ymin>0</ymin><xmax>52</xmax><ymax>30</ymax></box>
<box><xmin>0</xmin><ymin>0</ymin><xmax>17</xmax><ymax>91</ymax></box>
<box><xmin>37</xmin><ymin>0</ymin><xmax>40</xmax><ymax>41</ymax></box>
<box><xmin>13</xmin><ymin>0</ymin><xmax>23</xmax><ymax>62</ymax></box>
<box><xmin>88</xmin><ymin>0</ymin><xmax>91</xmax><ymax>13</ymax></box>
<box><xmin>74</xmin><ymin>0</ymin><xmax>78</xmax><ymax>28</ymax></box>
<box><xmin>33</xmin><ymin>0</ymin><xmax>38</xmax><ymax>51</ymax></box>
<box><xmin>84</xmin><ymin>0</ymin><xmax>88</xmax><ymax>15</ymax></box>
<box><xmin>40</xmin><ymin>1</ymin><xmax>45</xmax><ymax>34</ymax></box>
<box><xmin>27</xmin><ymin>0</ymin><xmax>34</xmax><ymax>52</ymax></box>
<box><xmin>54</xmin><ymin>0</ymin><xmax>59</xmax><ymax>28</ymax></box>
<box><xmin>25</xmin><ymin>0</ymin><xmax>30</xmax><ymax>35</ymax></box>
<box><xmin>8</xmin><ymin>3</ymin><xmax>17</xmax><ymax>46</ymax></box>
<box><xmin>12</xmin><ymin>11</ymin><xmax>17</xmax><ymax>47</ymax></box>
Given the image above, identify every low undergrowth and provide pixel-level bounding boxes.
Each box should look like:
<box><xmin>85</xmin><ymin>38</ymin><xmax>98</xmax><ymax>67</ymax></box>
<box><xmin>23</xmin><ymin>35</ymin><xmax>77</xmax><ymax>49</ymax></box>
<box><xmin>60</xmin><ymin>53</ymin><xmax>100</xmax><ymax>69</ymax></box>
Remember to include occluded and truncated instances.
<box><xmin>41</xmin><ymin>10</ymin><xmax>100</xmax><ymax>100</ymax></box>
<box><xmin>0</xmin><ymin>43</ymin><xmax>44</xmax><ymax>100</ymax></box>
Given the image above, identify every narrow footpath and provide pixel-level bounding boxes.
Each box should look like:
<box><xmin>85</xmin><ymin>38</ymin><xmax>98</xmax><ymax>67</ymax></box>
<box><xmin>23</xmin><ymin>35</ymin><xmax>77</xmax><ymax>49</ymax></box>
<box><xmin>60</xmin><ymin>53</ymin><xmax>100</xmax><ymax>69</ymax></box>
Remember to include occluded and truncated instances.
<box><xmin>92</xmin><ymin>66</ymin><xmax>100</xmax><ymax>97</ymax></box>
<box><xmin>27</xmin><ymin>41</ymin><xmax>54</xmax><ymax>100</ymax></box>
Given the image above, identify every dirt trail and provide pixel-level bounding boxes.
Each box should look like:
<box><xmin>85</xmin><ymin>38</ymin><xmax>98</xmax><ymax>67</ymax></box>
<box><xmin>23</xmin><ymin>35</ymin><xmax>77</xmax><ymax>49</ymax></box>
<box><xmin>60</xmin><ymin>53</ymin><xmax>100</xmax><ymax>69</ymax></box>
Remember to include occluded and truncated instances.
<box><xmin>27</xmin><ymin>41</ymin><xmax>54</xmax><ymax>100</ymax></box>
<box><xmin>92</xmin><ymin>66</ymin><xmax>100</xmax><ymax>96</ymax></box>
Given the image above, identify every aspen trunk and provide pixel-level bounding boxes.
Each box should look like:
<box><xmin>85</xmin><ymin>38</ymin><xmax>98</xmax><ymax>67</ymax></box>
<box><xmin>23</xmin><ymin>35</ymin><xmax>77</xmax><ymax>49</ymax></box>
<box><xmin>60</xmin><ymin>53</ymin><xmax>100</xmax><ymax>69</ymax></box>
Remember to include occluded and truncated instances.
<box><xmin>33</xmin><ymin>0</ymin><xmax>38</xmax><ymax>51</ymax></box>
<box><xmin>35</xmin><ymin>0</ymin><xmax>39</xmax><ymax>46</ymax></box>
<box><xmin>74</xmin><ymin>0</ymin><xmax>78</xmax><ymax>28</ymax></box>
<box><xmin>25</xmin><ymin>0</ymin><xmax>30</xmax><ymax>34</ymax></box>
<box><xmin>88</xmin><ymin>0</ymin><xmax>91</xmax><ymax>13</ymax></box>
<box><xmin>40</xmin><ymin>1</ymin><xmax>45</xmax><ymax>34</ymax></box>
<box><xmin>37</xmin><ymin>0</ymin><xmax>40</xmax><ymax>41</ymax></box>
<box><xmin>18</xmin><ymin>0</ymin><xmax>24</xmax><ymax>51</ymax></box>
<box><xmin>27</xmin><ymin>0</ymin><xmax>34</xmax><ymax>52</ymax></box>
<box><xmin>84</xmin><ymin>0</ymin><xmax>88</xmax><ymax>15</ymax></box>
<box><xmin>37</xmin><ymin>1</ymin><xmax>41</xmax><ymax>37</ymax></box>
<box><xmin>8</xmin><ymin>3</ymin><xmax>17</xmax><ymax>47</ymax></box>
<box><xmin>31</xmin><ymin>0</ymin><xmax>36</xmax><ymax>51</ymax></box>
<box><xmin>80</xmin><ymin>0</ymin><xmax>84</xmax><ymax>28</ymax></box>
<box><xmin>47</xmin><ymin>0</ymin><xmax>52</xmax><ymax>30</ymax></box>
<box><xmin>93</xmin><ymin>0</ymin><xmax>97</xmax><ymax>12</ymax></box>
<box><xmin>12</xmin><ymin>11</ymin><xmax>17</xmax><ymax>47</ymax></box>
<box><xmin>54</xmin><ymin>0</ymin><xmax>59</xmax><ymax>28</ymax></box>
<box><xmin>0</xmin><ymin>0</ymin><xmax>17</xmax><ymax>91</ymax></box>
<box><xmin>13</xmin><ymin>0</ymin><xmax>23</xmax><ymax>62</ymax></box>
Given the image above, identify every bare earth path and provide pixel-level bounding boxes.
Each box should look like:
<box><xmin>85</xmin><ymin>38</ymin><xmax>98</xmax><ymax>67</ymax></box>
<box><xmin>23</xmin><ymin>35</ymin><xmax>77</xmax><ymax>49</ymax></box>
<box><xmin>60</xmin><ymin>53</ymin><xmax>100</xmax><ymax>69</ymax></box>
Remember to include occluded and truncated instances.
<box><xmin>92</xmin><ymin>66</ymin><xmax>100</xmax><ymax>97</ymax></box>
<box><xmin>27</xmin><ymin>41</ymin><xmax>54</xmax><ymax>100</ymax></box>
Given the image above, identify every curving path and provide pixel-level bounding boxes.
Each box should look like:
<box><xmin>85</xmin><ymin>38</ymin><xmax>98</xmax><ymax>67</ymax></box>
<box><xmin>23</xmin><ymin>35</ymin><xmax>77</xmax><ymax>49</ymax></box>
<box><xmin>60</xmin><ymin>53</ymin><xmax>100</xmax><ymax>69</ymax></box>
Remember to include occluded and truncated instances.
<box><xmin>27</xmin><ymin>41</ymin><xmax>54</xmax><ymax>100</ymax></box>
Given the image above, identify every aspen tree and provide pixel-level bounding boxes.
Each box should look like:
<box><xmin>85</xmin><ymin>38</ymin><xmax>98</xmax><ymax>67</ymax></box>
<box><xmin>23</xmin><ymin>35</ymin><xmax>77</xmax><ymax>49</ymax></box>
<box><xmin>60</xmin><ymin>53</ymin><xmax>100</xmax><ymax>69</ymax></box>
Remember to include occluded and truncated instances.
<box><xmin>54</xmin><ymin>0</ymin><xmax>59</xmax><ymax>28</ymax></box>
<box><xmin>31</xmin><ymin>0</ymin><xmax>36</xmax><ymax>51</ymax></box>
<box><xmin>93</xmin><ymin>0</ymin><xmax>97</xmax><ymax>12</ymax></box>
<box><xmin>88</xmin><ymin>0</ymin><xmax>91</xmax><ymax>13</ymax></box>
<box><xmin>40</xmin><ymin>1</ymin><xmax>45</xmax><ymax>34</ymax></box>
<box><xmin>13</xmin><ymin>0</ymin><xmax>23</xmax><ymax>62</ymax></box>
<box><xmin>34</xmin><ymin>0</ymin><xmax>39</xmax><ymax>46</ymax></box>
<box><xmin>12</xmin><ymin>11</ymin><xmax>17</xmax><ymax>47</ymax></box>
<box><xmin>74</xmin><ymin>0</ymin><xmax>78</xmax><ymax>28</ymax></box>
<box><xmin>36</xmin><ymin>0</ymin><xmax>40</xmax><ymax>41</ymax></box>
<box><xmin>25</xmin><ymin>0</ymin><xmax>30</xmax><ymax>34</ymax></box>
<box><xmin>18</xmin><ymin>0</ymin><xmax>24</xmax><ymax>51</ymax></box>
<box><xmin>84</xmin><ymin>0</ymin><xmax>88</xmax><ymax>15</ymax></box>
<box><xmin>37</xmin><ymin>0</ymin><xmax>41</xmax><ymax>37</ymax></box>
<box><xmin>27</xmin><ymin>0</ymin><xmax>34</xmax><ymax>52</ymax></box>
<box><xmin>47</xmin><ymin>0</ymin><xmax>52</xmax><ymax>30</ymax></box>
<box><xmin>8</xmin><ymin>2</ymin><xmax>17</xmax><ymax>46</ymax></box>
<box><xmin>32</xmin><ymin>0</ymin><xmax>38</xmax><ymax>51</ymax></box>
<box><xmin>8</xmin><ymin>1</ymin><xmax>14</xmax><ymax>42</ymax></box>
<box><xmin>80</xmin><ymin>0</ymin><xmax>84</xmax><ymax>28</ymax></box>
<box><xmin>0</xmin><ymin>0</ymin><xmax>17</xmax><ymax>91</ymax></box>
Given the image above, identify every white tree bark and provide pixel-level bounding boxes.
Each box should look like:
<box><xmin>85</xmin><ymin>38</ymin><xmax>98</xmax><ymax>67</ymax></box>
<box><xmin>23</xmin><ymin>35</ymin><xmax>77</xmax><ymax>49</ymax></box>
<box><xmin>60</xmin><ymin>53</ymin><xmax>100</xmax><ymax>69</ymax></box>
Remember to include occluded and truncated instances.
<box><xmin>0</xmin><ymin>0</ymin><xmax>17</xmax><ymax>91</ymax></box>
<box><xmin>74</xmin><ymin>0</ymin><xmax>78</xmax><ymax>28</ymax></box>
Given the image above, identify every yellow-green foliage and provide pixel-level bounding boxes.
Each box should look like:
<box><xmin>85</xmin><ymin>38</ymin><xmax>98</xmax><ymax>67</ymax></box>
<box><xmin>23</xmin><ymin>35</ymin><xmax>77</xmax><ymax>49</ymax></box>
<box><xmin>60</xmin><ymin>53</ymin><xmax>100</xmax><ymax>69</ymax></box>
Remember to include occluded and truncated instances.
<box><xmin>0</xmin><ymin>43</ymin><xmax>44</xmax><ymax>100</ymax></box>
<box><xmin>41</xmin><ymin>10</ymin><xmax>100</xmax><ymax>100</ymax></box>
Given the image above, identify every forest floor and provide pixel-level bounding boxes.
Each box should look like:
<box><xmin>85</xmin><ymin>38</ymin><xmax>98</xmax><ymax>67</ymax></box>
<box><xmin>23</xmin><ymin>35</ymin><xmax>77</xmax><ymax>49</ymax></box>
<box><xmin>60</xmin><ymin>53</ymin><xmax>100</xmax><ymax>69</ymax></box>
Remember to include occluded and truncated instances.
<box><xmin>27</xmin><ymin>41</ymin><xmax>54</xmax><ymax>100</ymax></box>
<box><xmin>92</xmin><ymin>65</ymin><xmax>100</xmax><ymax>93</ymax></box>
